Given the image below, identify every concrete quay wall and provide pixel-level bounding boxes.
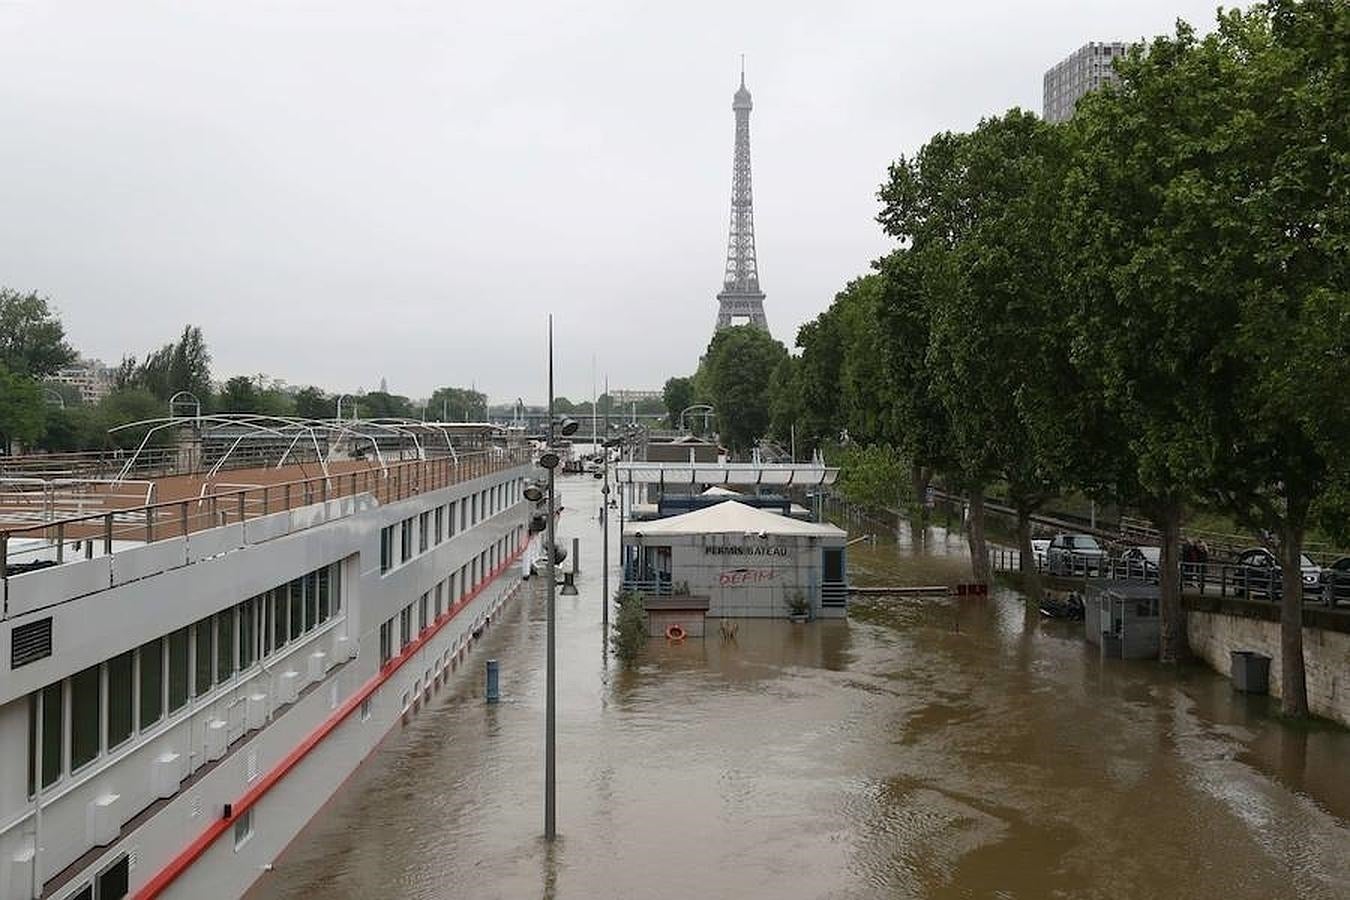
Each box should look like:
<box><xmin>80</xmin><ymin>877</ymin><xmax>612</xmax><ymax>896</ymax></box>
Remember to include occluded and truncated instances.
<box><xmin>1186</xmin><ymin>600</ymin><xmax>1350</xmax><ymax>726</ymax></box>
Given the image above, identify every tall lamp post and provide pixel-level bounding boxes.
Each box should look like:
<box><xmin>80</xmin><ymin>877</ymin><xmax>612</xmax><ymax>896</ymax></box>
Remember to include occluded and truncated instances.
<box><xmin>526</xmin><ymin>315</ymin><xmax>577</xmax><ymax>843</ymax></box>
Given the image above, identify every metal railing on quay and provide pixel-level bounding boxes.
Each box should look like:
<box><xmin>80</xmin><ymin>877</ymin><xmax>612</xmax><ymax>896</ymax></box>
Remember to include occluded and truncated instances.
<box><xmin>620</xmin><ymin>577</ymin><xmax>674</xmax><ymax>597</ymax></box>
<box><xmin>987</xmin><ymin>546</ymin><xmax>1349</xmax><ymax>609</ymax></box>
<box><xmin>0</xmin><ymin>447</ymin><xmax>531</xmax><ymax>579</ymax></box>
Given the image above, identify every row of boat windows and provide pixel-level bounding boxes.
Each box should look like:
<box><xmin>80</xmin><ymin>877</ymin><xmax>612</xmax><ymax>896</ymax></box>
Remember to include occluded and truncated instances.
<box><xmin>26</xmin><ymin>563</ymin><xmax>341</xmax><ymax>798</ymax></box>
<box><xmin>378</xmin><ymin>527</ymin><xmax>523</xmax><ymax>666</ymax></box>
<box><xmin>379</xmin><ymin>478</ymin><xmax>523</xmax><ymax>574</ymax></box>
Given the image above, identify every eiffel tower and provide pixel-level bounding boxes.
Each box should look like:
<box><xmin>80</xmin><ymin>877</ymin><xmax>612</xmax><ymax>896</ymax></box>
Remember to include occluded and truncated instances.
<box><xmin>714</xmin><ymin>65</ymin><xmax>770</xmax><ymax>334</ymax></box>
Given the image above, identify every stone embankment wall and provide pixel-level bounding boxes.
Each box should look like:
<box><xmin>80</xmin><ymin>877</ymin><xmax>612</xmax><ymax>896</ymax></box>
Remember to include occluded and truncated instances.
<box><xmin>1186</xmin><ymin>602</ymin><xmax>1350</xmax><ymax>726</ymax></box>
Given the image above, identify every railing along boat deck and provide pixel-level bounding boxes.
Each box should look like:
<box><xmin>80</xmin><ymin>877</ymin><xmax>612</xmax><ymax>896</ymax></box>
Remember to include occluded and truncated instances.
<box><xmin>0</xmin><ymin>447</ymin><xmax>531</xmax><ymax>579</ymax></box>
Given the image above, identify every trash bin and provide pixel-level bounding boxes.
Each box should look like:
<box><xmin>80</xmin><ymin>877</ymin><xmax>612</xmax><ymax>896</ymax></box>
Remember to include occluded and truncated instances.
<box><xmin>1230</xmin><ymin>650</ymin><xmax>1271</xmax><ymax>694</ymax></box>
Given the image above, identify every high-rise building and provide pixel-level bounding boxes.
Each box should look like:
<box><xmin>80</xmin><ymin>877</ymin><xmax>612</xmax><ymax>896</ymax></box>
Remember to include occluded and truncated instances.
<box><xmin>713</xmin><ymin>67</ymin><xmax>769</xmax><ymax>335</ymax></box>
<box><xmin>1043</xmin><ymin>41</ymin><xmax>1127</xmax><ymax>124</ymax></box>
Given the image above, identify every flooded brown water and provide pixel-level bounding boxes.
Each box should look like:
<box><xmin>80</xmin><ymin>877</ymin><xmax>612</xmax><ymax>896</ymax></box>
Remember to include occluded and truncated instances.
<box><xmin>250</xmin><ymin>481</ymin><xmax>1350</xmax><ymax>899</ymax></box>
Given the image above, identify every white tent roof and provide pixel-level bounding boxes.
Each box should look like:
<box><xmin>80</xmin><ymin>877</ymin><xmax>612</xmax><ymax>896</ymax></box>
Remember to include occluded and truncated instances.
<box><xmin>700</xmin><ymin>486</ymin><xmax>741</xmax><ymax>496</ymax></box>
<box><xmin>623</xmin><ymin>500</ymin><xmax>845</xmax><ymax>538</ymax></box>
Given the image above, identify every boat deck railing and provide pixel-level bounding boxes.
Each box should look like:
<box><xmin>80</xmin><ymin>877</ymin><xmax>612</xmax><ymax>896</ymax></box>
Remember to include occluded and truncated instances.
<box><xmin>0</xmin><ymin>447</ymin><xmax>531</xmax><ymax>579</ymax></box>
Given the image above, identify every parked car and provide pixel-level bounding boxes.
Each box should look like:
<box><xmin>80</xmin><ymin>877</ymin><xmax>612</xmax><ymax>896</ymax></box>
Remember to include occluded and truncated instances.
<box><xmin>1030</xmin><ymin>538</ymin><xmax>1051</xmax><ymax>568</ymax></box>
<box><xmin>1320</xmin><ymin>556</ymin><xmax>1350</xmax><ymax>606</ymax></box>
<box><xmin>1234</xmin><ymin>547</ymin><xmax>1323</xmax><ymax>600</ymax></box>
<box><xmin>1046</xmin><ymin>533</ymin><xmax>1107</xmax><ymax>576</ymax></box>
<box><xmin>1119</xmin><ymin>546</ymin><xmax>1161</xmax><ymax>582</ymax></box>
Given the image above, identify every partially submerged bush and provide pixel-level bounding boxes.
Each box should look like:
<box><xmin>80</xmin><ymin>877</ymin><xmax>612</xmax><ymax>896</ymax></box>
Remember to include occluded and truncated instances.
<box><xmin>611</xmin><ymin>591</ymin><xmax>647</xmax><ymax>663</ymax></box>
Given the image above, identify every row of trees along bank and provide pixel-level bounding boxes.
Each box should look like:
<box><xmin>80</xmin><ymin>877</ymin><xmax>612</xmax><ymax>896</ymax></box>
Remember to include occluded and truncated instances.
<box><xmin>772</xmin><ymin>1</ymin><xmax>1348</xmax><ymax>718</ymax></box>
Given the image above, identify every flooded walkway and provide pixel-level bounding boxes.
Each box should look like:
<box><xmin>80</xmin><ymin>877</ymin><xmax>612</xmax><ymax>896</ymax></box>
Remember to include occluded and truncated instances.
<box><xmin>250</xmin><ymin>480</ymin><xmax>1350</xmax><ymax>899</ymax></box>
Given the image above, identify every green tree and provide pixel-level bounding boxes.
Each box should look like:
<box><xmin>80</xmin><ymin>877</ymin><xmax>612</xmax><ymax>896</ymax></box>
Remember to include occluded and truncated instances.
<box><xmin>36</xmin><ymin>406</ymin><xmax>105</xmax><ymax>452</ymax></box>
<box><xmin>0</xmin><ymin>289</ymin><xmax>75</xmax><ymax>378</ymax></box>
<box><xmin>428</xmin><ymin>386</ymin><xmax>487</xmax><ymax>421</ymax></box>
<box><xmin>0</xmin><ymin>363</ymin><xmax>47</xmax><ymax>451</ymax></box>
<box><xmin>360</xmin><ymin>390</ymin><xmax>413</xmax><ymax>419</ymax></box>
<box><xmin>115</xmin><ymin>325</ymin><xmax>213</xmax><ymax>402</ymax></box>
<box><xmin>1195</xmin><ymin>0</ymin><xmax>1348</xmax><ymax>714</ymax></box>
<box><xmin>834</xmin><ymin>444</ymin><xmax>908</xmax><ymax>510</ymax></box>
<box><xmin>662</xmin><ymin>376</ymin><xmax>695</xmax><ymax>428</ymax></box>
<box><xmin>97</xmin><ymin>388</ymin><xmax>165</xmax><ymax>448</ymax></box>
<box><xmin>766</xmin><ymin>354</ymin><xmax>803</xmax><ymax>448</ymax></box>
<box><xmin>219</xmin><ymin>376</ymin><xmax>260</xmax><ymax>413</ymax></box>
<box><xmin>873</xmin><ymin>251</ymin><xmax>953</xmax><ymax>508</ymax></box>
<box><xmin>700</xmin><ymin>326</ymin><xmax>788</xmax><ymax>454</ymax></box>
<box><xmin>293</xmin><ymin>386</ymin><xmax>333</xmax><ymax>419</ymax></box>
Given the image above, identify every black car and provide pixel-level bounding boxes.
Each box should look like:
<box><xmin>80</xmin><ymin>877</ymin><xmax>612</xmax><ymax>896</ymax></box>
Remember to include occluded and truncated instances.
<box><xmin>1234</xmin><ymin>547</ymin><xmax>1323</xmax><ymax>600</ymax></box>
<box><xmin>1322</xmin><ymin>556</ymin><xmax>1350</xmax><ymax>606</ymax></box>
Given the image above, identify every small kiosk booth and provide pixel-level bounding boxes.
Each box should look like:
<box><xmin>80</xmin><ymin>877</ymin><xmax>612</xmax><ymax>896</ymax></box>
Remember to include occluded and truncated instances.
<box><xmin>1085</xmin><ymin>583</ymin><xmax>1161</xmax><ymax>659</ymax></box>
<box><xmin>621</xmin><ymin>501</ymin><xmax>849</xmax><ymax>627</ymax></box>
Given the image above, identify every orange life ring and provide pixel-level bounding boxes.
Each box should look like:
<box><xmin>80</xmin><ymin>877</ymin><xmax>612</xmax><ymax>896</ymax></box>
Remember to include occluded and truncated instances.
<box><xmin>665</xmin><ymin>623</ymin><xmax>687</xmax><ymax>641</ymax></box>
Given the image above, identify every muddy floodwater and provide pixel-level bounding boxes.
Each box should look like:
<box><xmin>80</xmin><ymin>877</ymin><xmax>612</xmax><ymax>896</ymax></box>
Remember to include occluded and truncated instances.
<box><xmin>250</xmin><ymin>479</ymin><xmax>1350</xmax><ymax>899</ymax></box>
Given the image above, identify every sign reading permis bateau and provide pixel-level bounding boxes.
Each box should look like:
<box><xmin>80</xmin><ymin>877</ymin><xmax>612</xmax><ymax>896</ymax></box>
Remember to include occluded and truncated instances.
<box><xmin>704</xmin><ymin>545</ymin><xmax>789</xmax><ymax>557</ymax></box>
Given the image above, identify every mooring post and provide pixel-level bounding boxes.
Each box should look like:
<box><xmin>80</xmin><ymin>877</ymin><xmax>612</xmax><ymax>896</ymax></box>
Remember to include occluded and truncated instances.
<box><xmin>572</xmin><ymin>536</ymin><xmax>580</xmax><ymax>578</ymax></box>
<box><xmin>485</xmin><ymin>659</ymin><xmax>499</xmax><ymax>704</ymax></box>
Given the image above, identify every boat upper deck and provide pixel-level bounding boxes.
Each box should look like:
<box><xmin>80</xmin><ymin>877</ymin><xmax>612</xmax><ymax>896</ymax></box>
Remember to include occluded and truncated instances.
<box><xmin>1</xmin><ymin>440</ymin><xmax>531</xmax><ymax>579</ymax></box>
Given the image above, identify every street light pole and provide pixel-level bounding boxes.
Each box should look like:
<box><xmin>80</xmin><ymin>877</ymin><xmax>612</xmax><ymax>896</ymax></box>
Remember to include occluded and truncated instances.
<box><xmin>602</xmin><ymin>378</ymin><xmax>611</xmax><ymax>644</ymax></box>
<box><xmin>545</xmin><ymin>316</ymin><xmax>557</xmax><ymax>842</ymax></box>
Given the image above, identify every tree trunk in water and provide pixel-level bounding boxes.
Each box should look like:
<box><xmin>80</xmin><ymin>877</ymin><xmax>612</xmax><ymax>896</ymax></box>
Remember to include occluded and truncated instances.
<box><xmin>967</xmin><ymin>487</ymin><xmax>991</xmax><ymax>585</ymax></box>
<box><xmin>1278</xmin><ymin>524</ymin><xmax>1309</xmax><ymax>717</ymax></box>
<box><xmin>1156</xmin><ymin>502</ymin><xmax>1187</xmax><ymax>663</ymax></box>
<box><xmin>1016</xmin><ymin>506</ymin><xmax>1042</xmax><ymax>604</ymax></box>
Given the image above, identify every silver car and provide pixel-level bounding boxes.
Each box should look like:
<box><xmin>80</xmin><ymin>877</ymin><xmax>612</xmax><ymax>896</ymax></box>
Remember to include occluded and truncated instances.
<box><xmin>1047</xmin><ymin>533</ymin><xmax>1107</xmax><ymax>576</ymax></box>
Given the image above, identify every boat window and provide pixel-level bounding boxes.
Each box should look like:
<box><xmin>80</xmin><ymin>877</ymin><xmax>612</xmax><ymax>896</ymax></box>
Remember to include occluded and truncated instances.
<box><xmin>330</xmin><ymin>563</ymin><xmax>342</xmax><ymax>615</ymax></box>
<box><xmin>379</xmin><ymin>620</ymin><xmax>393</xmax><ymax>666</ymax></box>
<box><xmin>400</xmin><ymin>605</ymin><xmax>412</xmax><ymax>649</ymax></box>
<box><xmin>239</xmin><ymin>600</ymin><xmax>256</xmax><ymax>669</ymax></box>
<box><xmin>289</xmin><ymin>579</ymin><xmax>304</xmax><ymax>640</ymax></box>
<box><xmin>216</xmin><ymin>609</ymin><xmax>236</xmax><ymax>683</ymax></box>
<box><xmin>305</xmin><ymin>572</ymin><xmax>318</xmax><ymax>631</ymax></box>
<box><xmin>435</xmin><ymin>582</ymin><xmax>444</xmax><ymax>618</ymax></box>
<box><xmin>380</xmin><ymin>525</ymin><xmax>394</xmax><ymax>573</ymax></box>
<box><xmin>107</xmin><ymin>651</ymin><xmax>134</xmax><ymax>748</ymax></box>
<box><xmin>317</xmin><ymin>569</ymin><xmax>330</xmax><ymax>623</ymax></box>
<box><xmin>435</xmin><ymin>506</ymin><xmax>445</xmax><ymax>544</ymax></box>
<box><xmin>419</xmin><ymin>593</ymin><xmax>429</xmax><ymax>633</ymax></box>
<box><xmin>70</xmin><ymin>664</ymin><xmax>101</xmax><ymax>770</ymax></box>
<box><xmin>272</xmin><ymin>589</ymin><xmax>288</xmax><ymax>652</ymax></box>
<box><xmin>28</xmin><ymin>682</ymin><xmax>63</xmax><ymax>794</ymax></box>
<box><xmin>233</xmin><ymin>808</ymin><xmax>254</xmax><ymax>851</ymax></box>
<box><xmin>167</xmin><ymin>627</ymin><xmax>190</xmax><ymax>712</ymax></box>
<box><xmin>96</xmin><ymin>853</ymin><xmax>129</xmax><ymax>899</ymax></box>
<box><xmin>419</xmin><ymin>512</ymin><xmax>430</xmax><ymax>553</ymax></box>
<box><xmin>139</xmin><ymin>637</ymin><xmax>164</xmax><ymax>729</ymax></box>
<box><xmin>194</xmin><ymin>618</ymin><xmax>214</xmax><ymax>696</ymax></box>
<box><xmin>400</xmin><ymin>517</ymin><xmax>414</xmax><ymax>563</ymax></box>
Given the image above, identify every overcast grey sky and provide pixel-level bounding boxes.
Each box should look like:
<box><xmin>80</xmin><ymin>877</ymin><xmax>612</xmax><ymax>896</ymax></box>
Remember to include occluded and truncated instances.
<box><xmin>1</xmin><ymin>1</ymin><xmax>1223</xmax><ymax>405</ymax></box>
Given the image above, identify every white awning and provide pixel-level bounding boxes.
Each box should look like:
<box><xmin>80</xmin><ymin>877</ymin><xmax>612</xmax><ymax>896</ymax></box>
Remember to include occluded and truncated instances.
<box><xmin>623</xmin><ymin>500</ymin><xmax>845</xmax><ymax>538</ymax></box>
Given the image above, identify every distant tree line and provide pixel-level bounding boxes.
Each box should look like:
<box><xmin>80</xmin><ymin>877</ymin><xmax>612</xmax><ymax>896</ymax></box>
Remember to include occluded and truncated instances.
<box><xmin>0</xmin><ymin>288</ymin><xmax>487</xmax><ymax>453</ymax></box>
<box><xmin>765</xmin><ymin>0</ymin><xmax>1347</xmax><ymax>717</ymax></box>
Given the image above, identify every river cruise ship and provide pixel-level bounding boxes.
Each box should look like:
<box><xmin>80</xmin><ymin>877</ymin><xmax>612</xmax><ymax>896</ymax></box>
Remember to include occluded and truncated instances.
<box><xmin>0</xmin><ymin>418</ymin><xmax>535</xmax><ymax>899</ymax></box>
